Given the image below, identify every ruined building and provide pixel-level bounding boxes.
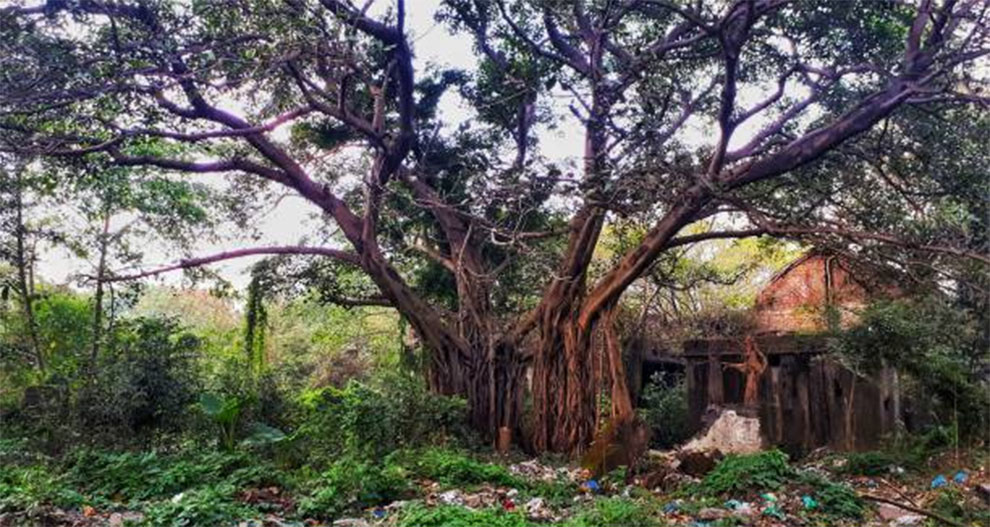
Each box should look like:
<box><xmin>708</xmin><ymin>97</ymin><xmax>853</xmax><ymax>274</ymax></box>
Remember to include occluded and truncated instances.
<box><xmin>669</xmin><ymin>252</ymin><xmax>904</xmax><ymax>454</ymax></box>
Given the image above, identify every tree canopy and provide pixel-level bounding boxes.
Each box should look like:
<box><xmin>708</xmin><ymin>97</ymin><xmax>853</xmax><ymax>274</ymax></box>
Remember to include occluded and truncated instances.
<box><xmin>0</xmin><ymin>0</ymin><xmax>987</xmax><ymax>453</ymax></box>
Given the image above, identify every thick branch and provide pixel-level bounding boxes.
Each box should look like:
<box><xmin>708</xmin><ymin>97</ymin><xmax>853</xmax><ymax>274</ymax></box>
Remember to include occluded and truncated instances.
<box><xmin>105</xmin><ymin>246</ymin><xmax>361</xmax><ymax>282</ymax></box>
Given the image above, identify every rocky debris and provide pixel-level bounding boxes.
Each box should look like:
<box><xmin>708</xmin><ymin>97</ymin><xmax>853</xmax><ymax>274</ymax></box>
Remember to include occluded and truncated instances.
<box><xmin>876</xmin><ymin>503</ymin><xmax>912</xmax><ymax>521</ymax></box>
<box><xmin>524</xmin><ymin>497</ymin><xmax>554</xmax><ymax>521</ymax></box>
<box><xmin>682</xmin><ymin>408</ymin><xmax>763</xmax><ymax>455</ymax></box>
<box><xmin>676</xmin><ymin>449</ymin><xmax>723</xmax><ymax>477</ymax></box>
<box><xmin>696</xmin><ymin>507</ymin><xmax>730</xmax><ymax>521</ymax></box>
<box><xmin>423</xmin><ymin>485</ymin><xmax>522</xmax><ymax>511</ymax></box>
<box><xmin>888</xmin><ymin>515</ymin><xmax>924</xmax><ymax>526</ymax></box>
<box><xmin>239</xmin><ymin>487</ymin><xmax>295</xmax><ymax>512</ymax></box>
<box><xmin>436</xmin><ymin>489</ymin><xmax>464</xmax><ymax>506</ymax></box>
<box><xmin>108</xmin><ymin>512</ymin><xmax>144</xmax><ymax>527</ymax></box>
<box><xmin>509</xmin><ymin>459</ymin><xmax>581</xmax><ymax>483</ymax></box>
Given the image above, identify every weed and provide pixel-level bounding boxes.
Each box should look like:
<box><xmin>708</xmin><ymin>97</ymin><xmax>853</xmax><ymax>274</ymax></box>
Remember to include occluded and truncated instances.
<box><xmin>398</xmin><ymin>448</ymin><xmax>521</xmax><ymax>488</ymax></box>
<box><xmin>0</xmin><ymin>465</ymin><xmax>84</xmax><ymax>512</ymax></box>
<box><xmin>797</xmin><ymin>471</ymin><xmax>864</xmax><ymax>519</ymax></box>
<box><xmin>296</xmin><ymin>457</ymin><xmax>410</xmax><ymax>519</ymax></box>
<box><xmin>566</xmin><ymin>496</ymin><xmax>664</xmax><ymax>527</ymax></box>
<box><xmin>140</xmin><ymin>484</ymin><xmax>255</xmax><ymax>527</ymax></box>
<box><xmin>397</xmin><ymin>504</ymin><xmax>529</xmax><ymax>527</ymax></box>
<box><xmin>700</xmin><ymin>450</ymin><xmax>793</xmax><ymax>496</ymax></box>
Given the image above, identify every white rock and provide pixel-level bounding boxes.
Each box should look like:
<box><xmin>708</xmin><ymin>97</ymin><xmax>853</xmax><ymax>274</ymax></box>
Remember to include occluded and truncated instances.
<box><xmin>682</xmin><ymin>409</ymin><xmax>763</xmax><ymax>454</ymax></box>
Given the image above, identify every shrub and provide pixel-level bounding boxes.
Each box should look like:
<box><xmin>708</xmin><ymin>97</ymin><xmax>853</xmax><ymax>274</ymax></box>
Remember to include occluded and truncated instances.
<box><xmin>797</xmin><ymin>471</ymin><xmax>864</xmax><ymax>519</ymax></box>
<box><xmin>295</xmin><ymin>374</ymin><xmax>468</xmax><ymax>463</ymax></box>
<box><xmin>65</xmin><ymin>448</ymin><xmax>279</xmax><ymax>504</ymax></box>
<box><xmin>700</xmin><ymin>450</ymin><xmax>793</xmax><ymax>496</ymax></box>
<box><xmin>638</xmin><ymin>371</ymin><xmax>690</xmax><ymax>449</ymax></box>
<box><xmin>567</xmin><ymin>497</ymin><xmax>663</xmax><ymax>527</ymax></box>
<box><xmin>140</xmin><ymin>483</ymin><xmax>255</xmax><ymax>527</ymax></box>
<box><xmin>0</xmin><ymin>465</ymin><xmax>84</xmax><ymax>513</ymax></box>
<box><xmin>297</xmin><ymin>457</ymin><xmax>410</xmax><ymax>520</ymax></box>
<box><xmin>399</xmin><ymin>447</ymin><xmax>520</xmax><ymax>488</ymax></box>
<box><xmin>397</xmin><ymin>504</ymin><xmax>529</xmax><ymax>527</ymax></box>
<box><xmin>73</xmin><ymin>317</ymin><xmax>201</xmax><ymax>444</ymax></box>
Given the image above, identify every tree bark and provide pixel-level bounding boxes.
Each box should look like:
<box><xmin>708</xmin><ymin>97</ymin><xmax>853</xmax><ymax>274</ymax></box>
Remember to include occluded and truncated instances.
<box><xmin>90</xmin><ymin>207</ymin><xmax>111</xmax><ymax>366</ymax></box>
<box><xmin>13</xmin><ymin>169</ymin><xmax>43</xmax><ymax>372</ymax></box>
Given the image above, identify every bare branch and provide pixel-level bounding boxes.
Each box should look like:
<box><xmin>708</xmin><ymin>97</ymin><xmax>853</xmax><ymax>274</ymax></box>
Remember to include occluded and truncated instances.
<box><xmin>106</xmin><ymin>246</ymin><xmax>362</xmax><ymax>282</ymax></box>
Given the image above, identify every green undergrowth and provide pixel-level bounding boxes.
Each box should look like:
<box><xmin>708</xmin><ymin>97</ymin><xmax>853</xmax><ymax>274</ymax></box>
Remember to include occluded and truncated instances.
<box><xmin>566</xmin><ymin>496</ymin><xmax>664</xmax><ymax>527</ymax></box>
<box><xmin>397</xmin><ymin>504</ymin><xmax>530</xmax><ymax>527</ymax></box>
<box><xmin>699</xmin><ymin>450</ymin><xmax>794</xmax><ymax>495</ymax></box>
<box><xmin>691</xmin><ymin>450</ymin><xmax>863</xmax><ymax>521</ymax></box>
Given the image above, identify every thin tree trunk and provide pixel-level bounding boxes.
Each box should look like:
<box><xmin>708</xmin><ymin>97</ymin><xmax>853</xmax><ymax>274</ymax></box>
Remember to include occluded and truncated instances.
<box><xmin>90</xmin><ymin>209</ymin><xmax>111</xmax><ymax>365</ymax></box>
<box><xmin>13</xmin><ymin>170</ymin><xmax>42</xmax><ymax>372</ymax></box>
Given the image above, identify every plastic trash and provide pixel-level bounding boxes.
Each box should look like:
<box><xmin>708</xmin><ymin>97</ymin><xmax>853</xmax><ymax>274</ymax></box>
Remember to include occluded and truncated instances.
<box><xmin>762</xmin><ymin>505</ymin><xmax>785</xmax><ymax>520</ymax></box>
<box><xmin>663</xmin><ymin>501</ymin><xmax>681</xmax><ymax>514</ymax></box>
<box><xmin>371</xmin><ymin>507</ymin><xmax>386</xmax><ymax>520</ymax></box>
<box><xmin>581</xmin><ymin>479</ymin><xmax>601</xmax><ymax>494</ymax></box>
<box><xmin>760</xmin><ymin>492</ymin><xmax>778</xmax><ymax>503</ymax></box>
<box><xmin>801</xmin><ymin>495</ymin><xmax>818</xmax><ymax>509</ymax></box>
<box><xmin>931</xmin><ymin>474</ymin><xmax>948</xmax><ymax>489</ymax></box>
<box><xmin>724</xmin><ymin>499</ymin><xmax>743</xmax><ymax>510</ymax></box>
<box><xmin>501</xmin><ymin>498</ymin><xmax>515</xmax><ymax>511</ymax></box>
<box><xmin>953</xmin><ymin>471</ymin><xmax>968</xmax><ymax>485</ymax></box>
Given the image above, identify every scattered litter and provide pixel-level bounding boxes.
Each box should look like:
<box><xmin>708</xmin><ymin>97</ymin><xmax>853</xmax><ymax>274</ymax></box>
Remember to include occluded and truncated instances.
<box><xmin>889</xmin><ymin>465</ymin><xmax>906</xmax><ymax>476</ymax></box>
<box><xmin>930</xmin><ymin>474</ymin><xmax>948</xmax><ymax>489</ymax></box>
<box><xmin>953</xmin><ymin>470</ymin><xmax>968</xmax><ymax>484</ymax></box>
<box><xmin>437</xmin><ymin>489</ymin><xmax>464</xmax><ymax>506</ymax></box>
<box><xmin>524</xmin><ymin>497</ymin><xmax>553</xmax><ymax>521</ymax></box>
<box><xmin>371</xmin><ymin>507</ymin><xmax>386</xmax><ymax>520</ymax></box>
<box><xmin>697</xmin><ymin>507</ymin><xmax>729</xmax><ymax>521</ymax></box>
<box><xmin>724</xmin><ymin>499</ymin><xmax>754</xmax><ymax>516</ymax></box>
<box><xmin>890</xmin><ymin>515</ymin><xmax>925</xmax><ymax>526</ymax></box>
<box><xmin>801</xmin><ymin>495</ymin><xmax>818</xmax><ymax>509</ymax></box>
<box><xmin>761</xmin><ymin>493</ymin><xmax>785</xmax><ymax>520</ymax></box>
<box><xmin>663</xmin><ymin>500</ymin><xmax>682</xmax><ymax>514</ymax></box>
<box><xmin>580</xmin><ymin>479</ymin><xmax>601</xmax><ymax>494</ymax></box>
<box><xmin>501</xmin><ymin>497</ymin><xmax>515</xmax><ymax>511</ymax></box>
<box><xmin>331</xmin><ymin>519</ymin><xmax>370</xmax><ymax>527</ymax></box>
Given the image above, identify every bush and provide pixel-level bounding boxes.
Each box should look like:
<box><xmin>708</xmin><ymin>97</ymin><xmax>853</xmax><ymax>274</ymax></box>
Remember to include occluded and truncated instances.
<box><xmin>65</xmin><ymin>448</ymin><xmax>279</xmax><ymax>505</ymax></box>
<box><xmin>638</xmin><ymin>371</ymin><xmax>690</xmax><ymax>449</ymax></box>
<box><xmin>567</xmin><ymin>497</ymin><xmax>663</xmax><ymax>527</ymax></box>
<box><xmin>700</xmin><ymin>450</ymin><xmax>793</xmax><ymax>496</ymax></box>
<box><xmin>74</xmin><ymin>317</ymin><xmax>201</xmax><ymax>443</ymax></box>
<box><xmin>0</xmin><ymin>464</ymin><xmax>84</xmax><ymax>513</ymax></box>
<box><xmin>140</xmin><ymin>483</ymin><xmax>255</xmax><ymax>527</ymax></box>
<box><xmin>297</xmin><ymin>457</ymin><xmax>410</xmax><ymax>519</ymax></box>
<box><xmin>398</xmin><ymin>447</ymin><xmax>521</xmax><ymax>488</ymax></box>
<box><xmin>397</xmin><ymin>504</ymin><xmax>529</xmax><ymax>527</ymax></box>
<box><xmin>797</xmin><ymin>471</ymin><xmax>864</xmax><ymax>519</ymax></box>
<box><xmin>295</xmin><ymin>374</ymin><xmax>469</xmax><ymax>463</ymax></box>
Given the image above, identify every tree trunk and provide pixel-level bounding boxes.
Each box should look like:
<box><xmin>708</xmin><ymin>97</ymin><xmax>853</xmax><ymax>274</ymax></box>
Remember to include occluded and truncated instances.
<box><xmin>13</xmin><ymin>170</ymin><xmax>43</xmax><ymax>372</ymax></box>
<box><xmin>90</xmin><ymin>209</ymin><xmax>111</xmax><ymax>366</ymax></box>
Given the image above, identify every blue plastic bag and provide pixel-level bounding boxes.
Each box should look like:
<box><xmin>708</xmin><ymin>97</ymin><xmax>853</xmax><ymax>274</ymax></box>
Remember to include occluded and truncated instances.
<box><xmin>931</xmin><ymin>474</ymin><xmax>948</xmax><ymax>489</ymax></box>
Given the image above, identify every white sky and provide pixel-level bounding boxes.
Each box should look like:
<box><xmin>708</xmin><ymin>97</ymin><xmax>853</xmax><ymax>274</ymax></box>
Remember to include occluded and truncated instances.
<box><xmin>33</xmin><ymin>0</ymin><xmax>780</xmax><ymax>291</ymax></box>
